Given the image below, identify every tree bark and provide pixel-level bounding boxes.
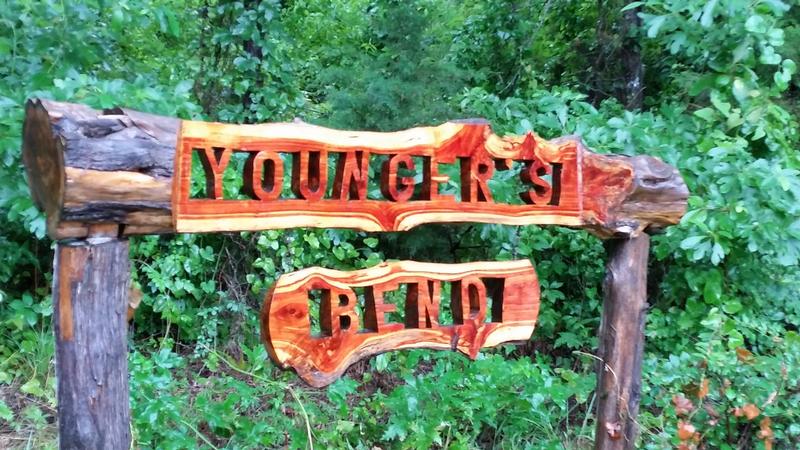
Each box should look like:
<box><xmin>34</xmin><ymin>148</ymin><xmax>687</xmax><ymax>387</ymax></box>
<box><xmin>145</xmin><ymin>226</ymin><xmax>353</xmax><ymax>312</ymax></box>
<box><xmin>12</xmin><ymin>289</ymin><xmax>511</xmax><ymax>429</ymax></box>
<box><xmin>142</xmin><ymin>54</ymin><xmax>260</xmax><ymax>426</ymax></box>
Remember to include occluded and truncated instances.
<box><xmin>22</xmin><ymin>98</ymin><xmax>178</xmax><ymax>239</ymax></box>
<box><xmin>620</xmin><ymin>1</ymin><xmax>644</xmax><ymax>109</ymax></box>
<box><xmin>53</xmin><ymin>238</ymin><xmax>131</xmax><ymax>450</ymax></box>
<box><xmin>594</xmin><ymin>233</ymin><xmax>649</xmax><ymax>450</ymax></box>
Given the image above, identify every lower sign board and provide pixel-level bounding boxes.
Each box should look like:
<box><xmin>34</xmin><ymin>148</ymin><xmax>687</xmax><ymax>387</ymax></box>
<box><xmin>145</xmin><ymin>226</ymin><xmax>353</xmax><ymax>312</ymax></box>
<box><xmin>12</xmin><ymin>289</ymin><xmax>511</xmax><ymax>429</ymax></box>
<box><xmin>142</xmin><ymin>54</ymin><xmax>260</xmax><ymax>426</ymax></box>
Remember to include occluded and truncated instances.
<box><xmin>261</xmin><ymin>260</ymin><xmax>540</xmax><ymax>387</ymax></box>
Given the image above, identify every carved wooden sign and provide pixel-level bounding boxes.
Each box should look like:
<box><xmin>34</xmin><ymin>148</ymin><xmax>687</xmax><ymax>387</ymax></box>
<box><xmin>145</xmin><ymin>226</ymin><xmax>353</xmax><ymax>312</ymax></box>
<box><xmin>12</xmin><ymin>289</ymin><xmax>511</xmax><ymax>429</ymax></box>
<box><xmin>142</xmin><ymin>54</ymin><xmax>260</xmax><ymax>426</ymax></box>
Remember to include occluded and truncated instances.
<box><xmin>22</xmin><ymin>100</ymin><xmax>690</xmax><ymax>448</ymax></box>
<box><xmin>173</xmin><ymin>120</ymin><xmax>687</xmax><ymax>237</ymax></box>
<box><xmin>261</xmin><ymin>260</ymin><xmax>540</xmax><ymax>387</ymax></box>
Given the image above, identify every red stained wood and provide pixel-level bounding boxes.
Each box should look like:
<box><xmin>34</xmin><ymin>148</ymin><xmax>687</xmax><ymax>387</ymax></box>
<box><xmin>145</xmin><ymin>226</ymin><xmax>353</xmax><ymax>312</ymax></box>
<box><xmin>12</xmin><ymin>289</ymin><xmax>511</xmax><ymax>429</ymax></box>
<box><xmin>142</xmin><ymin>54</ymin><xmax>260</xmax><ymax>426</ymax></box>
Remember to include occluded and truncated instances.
<box><xmin>291</xmin><ymin>150</ymin><xmax>328</xmax><ymax>200</ymax></box>
<box><xmin>261</xmin><ymin>260</ymin><xmax>540</xmax><ymax>387</ymax></box>
<box><xmin>243</xmin><ymin>151</ymin><xmax>283</xmax><ymax>201</ymax></box>
<box><xmin>19</xmin><ymin>99</ymin><xmax>689</xmax><ymax>449</ymax></box>
<box><xmin>198</xmin><ymin>147</ymin><xmax>231</xmax><ymax>199</ymax></box>
<box><xmin>173</xmin><ymin>120</ymin><xmax>687</xmax><ymax>237</ymax></box>
<box><xmin>380</xmin><ymin>154</ymin><xmax>416</xmax><ymax>202</ymax></box>
<box><xmin>333</xmin><ymin>150</ymin><xmax>369</xmax><ymax>200</ymax></box>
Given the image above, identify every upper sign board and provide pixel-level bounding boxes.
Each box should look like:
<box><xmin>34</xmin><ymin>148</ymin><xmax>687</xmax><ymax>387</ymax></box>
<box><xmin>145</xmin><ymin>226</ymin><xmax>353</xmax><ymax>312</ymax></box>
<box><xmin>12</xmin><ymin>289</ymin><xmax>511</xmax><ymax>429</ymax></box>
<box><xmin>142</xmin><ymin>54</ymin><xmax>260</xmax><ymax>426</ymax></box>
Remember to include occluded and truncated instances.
<box><xmin>172</xmin><ymin>120</ymin><xmax>673</xmax><ymax>236</ymax></box>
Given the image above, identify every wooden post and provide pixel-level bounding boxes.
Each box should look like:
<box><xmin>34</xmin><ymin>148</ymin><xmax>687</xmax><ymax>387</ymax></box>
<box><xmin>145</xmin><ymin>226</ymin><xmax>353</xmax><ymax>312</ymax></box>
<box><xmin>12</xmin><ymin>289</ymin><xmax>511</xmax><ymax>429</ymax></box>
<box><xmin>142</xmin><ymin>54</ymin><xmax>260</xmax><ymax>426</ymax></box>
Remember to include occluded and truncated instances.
<box><xmin>595</xmin><ymin>233</ymin><xmax>650</xmax><ymax>450</ymax></box>
<box><xmin>53</xmin><ymin>237</ymin><xmax>131</xmax><ymax>450</ymax></box>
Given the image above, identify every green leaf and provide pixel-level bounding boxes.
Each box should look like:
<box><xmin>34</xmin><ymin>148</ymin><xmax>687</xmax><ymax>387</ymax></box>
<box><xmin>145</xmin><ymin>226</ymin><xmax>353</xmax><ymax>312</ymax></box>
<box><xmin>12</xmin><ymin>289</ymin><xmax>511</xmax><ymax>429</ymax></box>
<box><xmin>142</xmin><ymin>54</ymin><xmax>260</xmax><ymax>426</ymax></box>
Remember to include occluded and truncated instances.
<box><xmin>722</xmin><ymin>300</ymin><xmax>743</xmax><ymax>315</ymax></box>
<box><xmin>336</xmin><ymin>420</ymin><xmax>355</xmax><ymax>433</ymax></box>
<box><xmin>710</xmin><ymin>242</ymin><xmax>725</xmax><ymax>265</ymax></box>
<box><xmin>304</xmin><ymin>233</ymin><xmax>320</xmax><ymax>249</ymax></box>
<box><xmin>0</xmin><ymin>399</ymin><xmax>12</xmax><ymax>422</ymax></box>
<box><xmin>693</xmin><ymin>107</ymin><xmax>716</xmax><ymax>122</ymax></box>
<box><xmin>111</xmin><ymin>8</ymin><xmax>125</xmax><ymax>33</ymax></box>
<box><xmin>726</xmin><ymin>329</ymin><xmax>744</xmax><ymax>348</ymax></box>
<box><xmin>680</xmin><ymin>235</ymin><xmax>705</xmax><ymax>250</ymax></box>
<box><xmin>700</xmin><ymin>0</ymin><xmax>717</xmax><ymax>27</ymax></box>
<box><xmin>621</xmin><ymin>2</ymin><xmax>643</xmax><ymax>12</ymax></box>
<box><xmin>383</xmin><ymin>423</ymin><xmax>407</xmax><ymax>441</ymax></box>
<box><xmin>703</xmin><ymin>269</ymin><xmax>723</xmax><ymax>303</ymax></box>
<box><xmin>759</xmin><ymin>46</ymin><xmax>782</xmax><ymax>65</ymax></box>
<box><xmin>607</xmin><ymin>117</ymin><xmax>625</xmax><ymax>128</ymax></box>
<box><xmin>647</xmin><ymin>16</ymin><xmax>667</xmax><ymax>39</ymax></box>
<box><xmin>364</xmin><ymin>237</ymin><xmax>379</xmax><ymax>248</ymax></box>
<box><xmin>166</xmin><ymin>11</ymin><xmax>181</xmax><ymax>37</ymax></box>
<box><xmin>375</xmin><ymin>354</ymin><xmax>388</xmax><ymax>371</ymax></box>
<box><xmin>745</xmin><ymin>15</ymin><xmax>767</xmax><ymax>34</ymax></box>
<box><xmin>20</xmin><ymin>379</ymin><xmax>44</xmax><ymax>397</ymax></box>
<box><xmin>782</xmin><ymin>58</ymin><xmax>797</xmax><ymax>75</ymax></box>
<box><xmin>732</xmin><ymin>40</ymin><xmax>752</xmax><ymax>63</ymax></box>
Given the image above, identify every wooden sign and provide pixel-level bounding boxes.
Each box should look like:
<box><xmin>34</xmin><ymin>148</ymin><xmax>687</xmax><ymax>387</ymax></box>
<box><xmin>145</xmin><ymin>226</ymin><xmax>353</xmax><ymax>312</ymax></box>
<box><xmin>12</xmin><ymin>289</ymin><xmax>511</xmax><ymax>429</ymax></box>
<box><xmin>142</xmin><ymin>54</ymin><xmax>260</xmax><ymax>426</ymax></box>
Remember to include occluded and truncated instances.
<box><xmin>22</xmin><ymin>100</ymin><xmax>688</xmax><ymax>450</ymax></box>
<box><xmin>22</xmin><ymin>100</ymin><xmax>686</xmax><ymax>240</ymax></box>
<box><xmin>261</xmin><ymin>260</ymin><xmax>540</xmax><ymax>387</ymax></box>
<box><xmin>173</xmin><ymin>119</ymin><xmax>687</xmax><ymax>237</ymax></box>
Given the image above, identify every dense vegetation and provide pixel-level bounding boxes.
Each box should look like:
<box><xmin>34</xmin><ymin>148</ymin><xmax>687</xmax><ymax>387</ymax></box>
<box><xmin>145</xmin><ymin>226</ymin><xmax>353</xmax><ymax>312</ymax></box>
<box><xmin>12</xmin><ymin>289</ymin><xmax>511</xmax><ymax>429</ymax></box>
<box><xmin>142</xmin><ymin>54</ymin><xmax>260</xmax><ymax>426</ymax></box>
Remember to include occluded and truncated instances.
<box><xmin>1</xmin><ymin>0</ymin><xmax>799</xmax><ymax>448</ymax></box>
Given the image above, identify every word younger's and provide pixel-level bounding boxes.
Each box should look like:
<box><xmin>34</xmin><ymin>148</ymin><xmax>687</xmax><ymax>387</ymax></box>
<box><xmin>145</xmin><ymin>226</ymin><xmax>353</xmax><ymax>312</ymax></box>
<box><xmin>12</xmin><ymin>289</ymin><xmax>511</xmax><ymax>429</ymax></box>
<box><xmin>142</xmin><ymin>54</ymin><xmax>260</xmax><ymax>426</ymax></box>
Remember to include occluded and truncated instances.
<box><xmin>174</xmin><ymin>120</ymin><xmax>588</xmax><ymax>233</ymax></box>
<box><xmin>262</xmin><ymin>260</ymin><xmax>540</xmax><ymax>387</ymax></box>
<box><xmin>195</xmin><ymin>147</ymin><xmax>561</xmax><ymax>206</ymax></box>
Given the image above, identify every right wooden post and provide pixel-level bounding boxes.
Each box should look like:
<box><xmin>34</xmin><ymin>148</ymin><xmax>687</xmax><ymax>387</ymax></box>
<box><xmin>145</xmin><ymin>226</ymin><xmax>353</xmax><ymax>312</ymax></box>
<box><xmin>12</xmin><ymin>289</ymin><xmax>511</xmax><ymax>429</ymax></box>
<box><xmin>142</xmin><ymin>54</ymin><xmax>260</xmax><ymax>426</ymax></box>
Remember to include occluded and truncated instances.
<box><xmin>595</xmin><ymin>233</ymin><xmax>651</xmax><ymax>450</ymax></box>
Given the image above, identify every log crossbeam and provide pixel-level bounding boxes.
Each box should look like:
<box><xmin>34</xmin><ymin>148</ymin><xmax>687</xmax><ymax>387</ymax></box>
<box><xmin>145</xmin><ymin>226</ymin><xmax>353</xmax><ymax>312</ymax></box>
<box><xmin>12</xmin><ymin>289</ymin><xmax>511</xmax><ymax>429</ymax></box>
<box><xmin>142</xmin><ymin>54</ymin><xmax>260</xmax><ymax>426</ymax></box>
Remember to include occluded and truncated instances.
<box><xmin>22</xmin><ymin>98</ymin><xmax>688</xmax><ymax>240</ymax></box>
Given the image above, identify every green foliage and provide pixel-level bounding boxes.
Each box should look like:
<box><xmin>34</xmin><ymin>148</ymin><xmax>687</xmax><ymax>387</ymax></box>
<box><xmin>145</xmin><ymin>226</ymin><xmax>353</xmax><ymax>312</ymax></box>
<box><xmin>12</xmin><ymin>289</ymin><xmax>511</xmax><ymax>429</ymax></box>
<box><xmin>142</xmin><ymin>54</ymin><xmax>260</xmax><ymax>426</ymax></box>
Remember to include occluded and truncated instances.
<box><xmin>310</xmin><ymin>0</ymin><xmax>467</xmax><ymax>131</ymax></box>
<box><xmin>195</xmin><ymin>0</ymin><xmax>304</xmax><ymax>123</ymax></box>
<box><xmin>0</xmin><ymin>0</ymin><xmax>799</xmax><ymax>448</ymax></box>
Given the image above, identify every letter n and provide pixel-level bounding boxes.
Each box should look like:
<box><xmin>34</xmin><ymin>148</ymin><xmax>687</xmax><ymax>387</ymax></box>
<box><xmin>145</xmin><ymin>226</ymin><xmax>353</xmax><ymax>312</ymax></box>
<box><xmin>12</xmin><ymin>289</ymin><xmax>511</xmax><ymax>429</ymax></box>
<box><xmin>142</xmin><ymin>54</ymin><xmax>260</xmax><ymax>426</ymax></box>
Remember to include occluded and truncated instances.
<box><xmin>405</xmin><ymin>281</ymin><xmax>440</xmax><ymax>328</ymax></box>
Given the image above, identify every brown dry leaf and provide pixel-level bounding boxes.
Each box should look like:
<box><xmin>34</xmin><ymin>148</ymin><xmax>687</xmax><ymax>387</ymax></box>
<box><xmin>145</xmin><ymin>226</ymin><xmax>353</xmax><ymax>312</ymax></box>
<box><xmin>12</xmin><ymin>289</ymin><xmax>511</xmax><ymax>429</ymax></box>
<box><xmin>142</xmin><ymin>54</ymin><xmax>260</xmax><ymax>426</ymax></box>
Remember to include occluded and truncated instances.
<box><xmin>733</xmin><ymin>403</ymin><xmax>760</xmax><ymax>420</ymax></box>
<box><xmin>673</xmin><ymin>394</ymin><xmax>695</xmax><ymax>416</ymax></box>
<box><xmin>677</xmin><ymin>420</ymin><xmax>696</xmax><ymax>441</ymax></box>
<box><xmin>743</xmin><ymin>403</ymin><xmax>760</xmax><ymax>420</ymax></box>
<box><xmin>759</xmin><ymin>417</ymin><xmax>774</xmax><ymax>450</ymax></box>
<box><xmin>698</xmin><ymin>377</ymin><xmax>709</xmax><ymax>400</ymax></box>
<box><xmin>605</xmin><ymin>421</ymin><xmax>622</xmax><ymax>440</ymax></box>
<box><xmin>758</xmin><ymin>417</ymin><xmax>774</xmax><ymax>439</ymax></box>
<box><xmin>736</xmin><ymin>347</ymin><xmax>754</xmax><ymax>363</ymax></box>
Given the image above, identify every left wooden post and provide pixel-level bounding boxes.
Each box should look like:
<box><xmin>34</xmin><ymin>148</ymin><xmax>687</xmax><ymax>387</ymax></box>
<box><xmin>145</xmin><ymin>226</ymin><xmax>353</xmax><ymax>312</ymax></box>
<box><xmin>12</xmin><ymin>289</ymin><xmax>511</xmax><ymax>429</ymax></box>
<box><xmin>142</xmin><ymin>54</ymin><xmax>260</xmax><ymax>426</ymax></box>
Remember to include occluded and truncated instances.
<box><xmin>53</xmin><ymin>237</ymin><xmax>131</xmax><ymax>449</ymax></box>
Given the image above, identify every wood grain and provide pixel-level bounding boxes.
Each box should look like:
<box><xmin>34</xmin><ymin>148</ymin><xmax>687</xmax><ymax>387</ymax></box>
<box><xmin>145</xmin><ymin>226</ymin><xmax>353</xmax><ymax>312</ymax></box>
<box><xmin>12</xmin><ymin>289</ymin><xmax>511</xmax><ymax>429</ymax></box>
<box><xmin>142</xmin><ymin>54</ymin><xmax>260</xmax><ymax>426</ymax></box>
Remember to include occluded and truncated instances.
<box><xmin>261</xmin><ymin>260</ymin><xmax>540</xmax><ymax>387</ymax></box>
<box><xmin>53</xmin><ymin>239</ymin><xmax>131</xmax><ymax>449</ymax></box>
<box><xmin>594</xmin><ymin>235</ymin><xmax>650</xmax><ymax>450</ymax></box>
<box><xmin>22</xmin><ymin>99</ymin><xmax>177</xmax><ymax>239</ymax></box>
<box><xmin>21</xmin><ymin>99</ymin><xmax>688</xmax><ymax>239</ymax></box>
<box><xmin>174</xmin><ymin>119</ymin><xmax>687</xmax><ymax>237</ymax></box>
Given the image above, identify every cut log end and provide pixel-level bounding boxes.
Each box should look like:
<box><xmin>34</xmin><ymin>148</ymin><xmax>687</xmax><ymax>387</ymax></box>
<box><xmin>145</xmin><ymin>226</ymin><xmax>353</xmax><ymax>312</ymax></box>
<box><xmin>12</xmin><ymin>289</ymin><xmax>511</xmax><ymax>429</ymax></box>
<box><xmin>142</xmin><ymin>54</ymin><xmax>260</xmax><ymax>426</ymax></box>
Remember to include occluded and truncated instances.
<box><xmin>22</xmin><ymin>98</ymin><xmax>178</xmax><ymax>239</ymax></box>
<box><xmin>610</xmin><ymin>155</ymin><xmax>689</xmax><ymax>237</ymax></box>
<box><xmin>22</xmin><ymin>99</ymin><xmax>65</xmax><ymax>236</ymax></box>
<box><xmin>580</xmin><ymin>151</ymin><xmax>688</xmax><ymax>238</ymax></box>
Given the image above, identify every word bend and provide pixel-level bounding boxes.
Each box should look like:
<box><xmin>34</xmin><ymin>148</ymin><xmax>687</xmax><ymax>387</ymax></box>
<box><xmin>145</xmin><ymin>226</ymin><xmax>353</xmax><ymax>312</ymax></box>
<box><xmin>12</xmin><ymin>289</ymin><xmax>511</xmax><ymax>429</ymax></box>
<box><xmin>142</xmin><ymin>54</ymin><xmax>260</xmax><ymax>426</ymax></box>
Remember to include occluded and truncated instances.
<box><xmin>261</xmin><ymin>260</ymin><xmax>540</xmax><ymax>387</ymax></box>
